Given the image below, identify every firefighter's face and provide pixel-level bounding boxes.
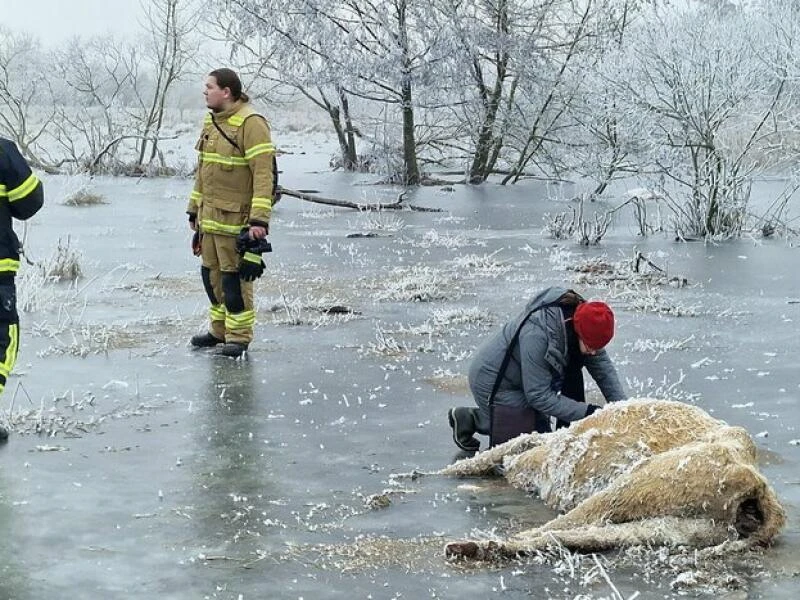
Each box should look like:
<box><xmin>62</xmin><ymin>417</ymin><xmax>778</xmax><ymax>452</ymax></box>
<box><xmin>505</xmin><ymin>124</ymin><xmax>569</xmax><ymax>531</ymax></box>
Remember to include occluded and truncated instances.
<box><xmin>204</xmin><ymin>76</ymin><xmax>230</xmax><ymax>111</ymax></box>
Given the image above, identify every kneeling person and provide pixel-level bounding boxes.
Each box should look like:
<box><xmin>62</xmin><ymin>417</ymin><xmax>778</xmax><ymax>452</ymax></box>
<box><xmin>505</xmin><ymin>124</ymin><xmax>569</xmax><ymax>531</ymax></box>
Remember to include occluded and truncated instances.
<box><xmin>449</xmin><ymin>287</ymin><xmax>626</xmax><ymax>452</ymax></box>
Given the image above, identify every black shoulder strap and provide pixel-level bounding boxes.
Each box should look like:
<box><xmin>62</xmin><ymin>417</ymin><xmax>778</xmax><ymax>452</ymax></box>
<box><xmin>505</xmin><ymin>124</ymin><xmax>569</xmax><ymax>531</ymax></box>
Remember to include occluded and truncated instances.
<box><xmin>210</xmin><ymin>115</ymin><xmax>243</xmax><ymax>154</ymax></box>
<box><xmin>488</xmin><ymin>301</ymin><xmax>561</xmax><ymax>408</ymax></box>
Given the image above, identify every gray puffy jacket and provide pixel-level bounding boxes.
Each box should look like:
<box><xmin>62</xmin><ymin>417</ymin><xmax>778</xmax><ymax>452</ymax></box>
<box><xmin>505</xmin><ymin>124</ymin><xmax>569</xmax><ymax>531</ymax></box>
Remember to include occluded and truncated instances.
<box><xmin>468</xmin><ymin>287</ymin><xmax>626</xmax><ymax>424</ymax></box>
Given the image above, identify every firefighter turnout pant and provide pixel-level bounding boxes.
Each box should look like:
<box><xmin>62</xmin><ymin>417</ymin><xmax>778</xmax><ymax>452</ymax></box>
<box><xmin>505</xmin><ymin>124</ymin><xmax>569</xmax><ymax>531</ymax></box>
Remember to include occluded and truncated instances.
<box><xmin>0</xmin><ymin>279</ymin><xmax>19</xmax><ymax>395</ymax></box>
<box><xmin>200</xmin><ymin>232</ymin><xmax>256</xmax><ymax>345</ymax></box>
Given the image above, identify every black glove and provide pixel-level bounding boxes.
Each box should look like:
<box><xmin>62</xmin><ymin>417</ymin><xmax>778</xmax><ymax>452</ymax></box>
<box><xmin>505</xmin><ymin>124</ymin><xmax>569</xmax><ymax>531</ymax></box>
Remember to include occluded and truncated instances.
<box><xmin>584</xmin><ymin>404</ymin><xmax>602</xmax><ymax>417</ymax></box>
<box><xmin>239</xmin><ymin>251</ymin><xmax>265</xmax><ymax>282</ymax></box>
<box><xmin>236</xmin><ymin>228</ymin><xmax>272</xmax><ymax>253</ymax></box>
<box><xmin>237</xmin><ymin>228</ymin><xmax>273</xmax><ymax>256</ymax></box>
<box><xmin>236</xmin><ymin>229</ymin><xmax>250</xmax><ymax>255</ymax></box>
<box><xmin>191</xmin><ymin>231</ymin><xmax>202</xmax><ymax>256</ymax></box>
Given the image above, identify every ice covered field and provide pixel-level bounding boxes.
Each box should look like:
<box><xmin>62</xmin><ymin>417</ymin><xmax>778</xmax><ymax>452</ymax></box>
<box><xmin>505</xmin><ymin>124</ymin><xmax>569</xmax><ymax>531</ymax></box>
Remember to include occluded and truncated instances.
<box><xmin>0</xmin><ymin>129</ymin><xmax>798</xmax><ymax>599</ymax></box>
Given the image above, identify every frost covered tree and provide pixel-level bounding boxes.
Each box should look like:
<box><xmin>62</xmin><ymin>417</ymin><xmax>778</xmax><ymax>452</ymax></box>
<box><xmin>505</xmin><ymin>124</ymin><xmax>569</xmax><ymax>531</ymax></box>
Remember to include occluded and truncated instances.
<box><xmin>133</xmin><ymin>0</ymin><xmax>200</xmax><ymax>171</ymax></box>
<box><xmin>609</xmin><ymin>2</ymin><xmax>790</xmax><ymax>238</ymax></box>
<box><xmin>51</xmin><ymin>36</ymin><xmax>140</xmax><ymax>172</ymax></box>
<box><xmin>496</xmin><ymin>0</ymin><xmax>624</xmax><ymax>185</ymax></box>
<box><xmin>0</xmin><ymin>27</ymin><xmax>55</xmax><ymax>170</ymax></box>
<box><xmin>218</xmin><ymin>0</ymin><xmax>456</xmax><ymax>185</ymax></box>
<box><xmin>212</xmin><ymin>0</ymin><xmax>361</xmax><ymax>171</ymax></box>
<box><xmin>429</xmin><ymin>0</ymin><xmax>638</xmax><ymax>185</ymax></box>
<box><xmin>559</xmin><ymin>0</ymin><xmax>644</xmax><ymax>198</ymax></box>
<box><xmin>429</xmin><ymin>0</ymin><xmax>521</xmax><ymax>183</ymax></box>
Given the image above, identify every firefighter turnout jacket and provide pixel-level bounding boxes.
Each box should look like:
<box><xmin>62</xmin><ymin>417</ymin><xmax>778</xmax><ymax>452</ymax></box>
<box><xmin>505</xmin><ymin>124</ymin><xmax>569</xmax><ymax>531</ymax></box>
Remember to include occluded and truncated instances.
<box><xmin>0</xmin><ymin>138</ymin><xmax>44</xmax><ymax>278</ymax></box>
<box><xmin>187</xmin><ymin>101</ymin><xmax>276</xmax><ymax>236</ymax></box>
<box><xmin>0</xmin><ymin>137</ymin><xmax>44</xmax><ymax>395</ymax></box>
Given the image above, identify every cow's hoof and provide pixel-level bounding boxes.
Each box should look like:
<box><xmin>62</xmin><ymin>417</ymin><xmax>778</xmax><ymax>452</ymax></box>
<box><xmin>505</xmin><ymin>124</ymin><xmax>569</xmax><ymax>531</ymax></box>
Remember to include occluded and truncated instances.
<box><xmin>445</xmin><ymin>541</ymin><xmax>480</xmax><ymax>559</ymax></box>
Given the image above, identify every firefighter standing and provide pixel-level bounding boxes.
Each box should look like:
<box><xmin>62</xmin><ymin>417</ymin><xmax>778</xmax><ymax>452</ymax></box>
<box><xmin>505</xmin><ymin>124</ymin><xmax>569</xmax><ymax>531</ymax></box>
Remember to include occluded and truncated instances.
<box><xmin>0</xmin><ymin>138</ymin><xmax>44</xmax><ymax>440</ymax></box>
<box><xmin>187</xmin><ymin>68</ymin><xmax>276</xmax><ymax>358</ymax></box>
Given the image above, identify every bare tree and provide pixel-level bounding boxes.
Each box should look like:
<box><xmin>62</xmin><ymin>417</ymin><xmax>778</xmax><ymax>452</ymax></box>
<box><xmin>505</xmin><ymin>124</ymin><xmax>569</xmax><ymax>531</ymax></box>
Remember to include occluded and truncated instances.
<box><xmin>0</xmin><ymin>27</ymin><xmax>55</xmax><ymax>169</ymax></box>
<box><xmin>562</xmin><ymin>0</ymin><xmax>643</xmax><ymax>199</ymax></box>
<box><xmin>220</xmin><ymin>0</ymin><xmax>452</xmax><ymax>185</ymax></box>
<box><xmin>51</xmin><ymin>36</ymin><xmax>140</xmax><ymax>172</ymax></box>
<box><xmin>612</xmin><ymin>4</ymin><xmax>789</xmax><ymax>238</ymax></box>
<box><xmin>497</xmin><ymin>0</ymin><xmax>601</xmax><ymax>185</ymax></box>
<box><xmin>209</xmin><ymin>2</ymin><xmax>361</xmax><ymax>170</ymax></box>
<box><xmin>134</xmin><ymin>0</ymin><xmax>199</xmax><ymax>171</ymax></box>
<box><xmin>432</xmin><ymin>0</ymin><xmax>536</xmax><ymax>183</ymax></box>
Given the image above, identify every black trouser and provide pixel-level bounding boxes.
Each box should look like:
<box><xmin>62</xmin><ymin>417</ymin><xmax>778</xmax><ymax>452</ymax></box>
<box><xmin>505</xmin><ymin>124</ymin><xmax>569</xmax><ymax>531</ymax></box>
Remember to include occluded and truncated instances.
<box><xmin>0</xmin><ymin>278</ymin><xmax>20</xmax><ymax>395</ymax></box>
<box><xmin>554</xmin><ymin>360</ymin><xmax>585</xmax><ymax>430</ymax></box>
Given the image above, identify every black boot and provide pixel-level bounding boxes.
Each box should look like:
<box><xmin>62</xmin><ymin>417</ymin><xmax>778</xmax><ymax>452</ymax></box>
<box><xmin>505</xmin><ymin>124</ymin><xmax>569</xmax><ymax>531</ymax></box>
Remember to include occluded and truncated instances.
<box><xmin>214</xmin><ymin>342</ymin><xmax>248</xmax><ymax>358</ymax></box>
<box><xmin>448</xmin><ymin>407</ymin><xmax>480</xmax><ymax>452</ymax></box>
<box><xmin>190</xmin><ymin>332</ymin><xmax>224</xmax><ymax>348</ymax></box>
<box><xmin>0</xmin><ymin>424</ymin><xmax>8</xmax><ymax>442</ymax></box>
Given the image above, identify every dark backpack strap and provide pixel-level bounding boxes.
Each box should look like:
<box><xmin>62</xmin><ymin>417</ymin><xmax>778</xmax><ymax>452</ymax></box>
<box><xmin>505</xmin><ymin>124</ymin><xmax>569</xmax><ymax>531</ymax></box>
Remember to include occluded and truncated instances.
<box><xmin>487</xmin><ymin>301</ymin><xmax>561</xmax><ymax>443</ymax></box>
<box><xmin>210</xmin><ymin>115</ymin><xmax>242</xmax><ymax>154</ymax></box>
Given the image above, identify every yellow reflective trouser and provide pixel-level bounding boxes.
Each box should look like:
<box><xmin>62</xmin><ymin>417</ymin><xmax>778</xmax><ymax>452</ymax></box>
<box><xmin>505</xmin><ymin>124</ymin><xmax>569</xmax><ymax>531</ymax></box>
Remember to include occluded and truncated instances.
<box><xmin>0</xmin><ymin>281</ymin><xmax>20</xmax><ymax>395</ymax></box>
<box><xmin>200</xmin><ymin>233</ymin><xmax>255</xmax><ymax>345</ymax></box>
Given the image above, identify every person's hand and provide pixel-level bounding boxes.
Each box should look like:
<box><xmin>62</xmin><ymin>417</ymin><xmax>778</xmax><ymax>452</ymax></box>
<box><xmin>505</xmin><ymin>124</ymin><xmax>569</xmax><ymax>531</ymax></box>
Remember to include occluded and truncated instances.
<box><xmin>249</xmin><ymin>225</ymin><xmax>268</xmax><ymax>239</ymax></box>
<box><xmin>585</xmin><ymin>404</ymin><xmax>602</xmax><ymax>417</ymax></box>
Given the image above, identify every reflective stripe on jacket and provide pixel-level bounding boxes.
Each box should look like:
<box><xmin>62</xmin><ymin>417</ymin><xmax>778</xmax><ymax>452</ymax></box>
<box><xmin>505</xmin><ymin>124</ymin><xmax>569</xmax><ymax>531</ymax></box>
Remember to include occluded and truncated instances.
<box><xmin>0</xmin><ymin>138</ymin><xmax>44</xmax><ymax>276</ymax></box>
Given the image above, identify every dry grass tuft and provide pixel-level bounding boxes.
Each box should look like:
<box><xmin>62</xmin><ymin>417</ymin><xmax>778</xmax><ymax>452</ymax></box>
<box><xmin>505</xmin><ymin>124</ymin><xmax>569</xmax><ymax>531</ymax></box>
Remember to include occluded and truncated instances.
<box><xmin>46</xmin><ymin>237</ymin><xmax>83</xmax><ymax>282</ymax></box>
<box><xmin>63</xmin><ymin>190</ymin><xmax>108</xmax><ymax>206</ymax></box>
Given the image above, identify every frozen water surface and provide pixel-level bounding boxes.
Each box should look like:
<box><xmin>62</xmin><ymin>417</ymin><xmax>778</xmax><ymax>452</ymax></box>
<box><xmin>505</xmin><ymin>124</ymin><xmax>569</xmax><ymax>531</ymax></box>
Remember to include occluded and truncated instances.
<box><xmin>1</xmin><ymin>146</ymin><xmax>798</xmax><ymax>599</ymax></box>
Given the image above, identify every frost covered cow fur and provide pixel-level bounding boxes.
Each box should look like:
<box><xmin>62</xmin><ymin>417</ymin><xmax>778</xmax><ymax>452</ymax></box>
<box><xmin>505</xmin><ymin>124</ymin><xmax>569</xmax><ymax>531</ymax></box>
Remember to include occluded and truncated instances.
<box><xmin>441</xmin><ymin>399</ymin><xmax>785</xmax><ymax>560</ymax></box>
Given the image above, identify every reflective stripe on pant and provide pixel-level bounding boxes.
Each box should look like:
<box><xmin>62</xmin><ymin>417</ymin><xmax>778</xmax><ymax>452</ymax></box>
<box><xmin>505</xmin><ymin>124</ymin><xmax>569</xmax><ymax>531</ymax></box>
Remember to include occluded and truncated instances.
<box><xmin>0</xmin><ymin>323</ymin><xmax>19</xmax><ymax>394</ymax></box>
<box><xmin>0</xmin><ymin>281</ymin><xmax>20</xmax><ymax>395</ymax></box>
<box><xmin>200</xmin><ymin>232</ymin><xmax>255</xmax><ymax>344</ymax></box>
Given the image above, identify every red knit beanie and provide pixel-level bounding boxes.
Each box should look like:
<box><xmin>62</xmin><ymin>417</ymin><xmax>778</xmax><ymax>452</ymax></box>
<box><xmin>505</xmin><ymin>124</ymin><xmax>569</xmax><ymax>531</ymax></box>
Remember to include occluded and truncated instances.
<box><xmin>573</xmin><ymin>301</ymin><xmax>615</xmax><ymax>350</ymax></box>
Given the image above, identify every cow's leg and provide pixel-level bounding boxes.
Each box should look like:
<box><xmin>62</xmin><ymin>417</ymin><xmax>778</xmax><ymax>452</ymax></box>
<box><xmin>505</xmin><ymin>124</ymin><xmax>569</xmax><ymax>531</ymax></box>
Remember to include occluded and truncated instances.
<box><xmin>445</xmin><ymin>517</ymin><xmax>731</xmax><ymax>560</ymax></box>
<box><xmin>438</xmin><ymin>432</ymin><xmax>544</xmax><ymax>477</ymax></box>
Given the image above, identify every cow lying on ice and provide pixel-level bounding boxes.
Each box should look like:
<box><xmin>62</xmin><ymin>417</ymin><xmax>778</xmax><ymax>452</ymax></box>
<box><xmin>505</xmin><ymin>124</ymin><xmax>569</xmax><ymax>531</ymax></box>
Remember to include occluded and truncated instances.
<box><xmin>440</xmin><ymin>399</ymin><xmax>785</xmax><ymax>560</ymax></box>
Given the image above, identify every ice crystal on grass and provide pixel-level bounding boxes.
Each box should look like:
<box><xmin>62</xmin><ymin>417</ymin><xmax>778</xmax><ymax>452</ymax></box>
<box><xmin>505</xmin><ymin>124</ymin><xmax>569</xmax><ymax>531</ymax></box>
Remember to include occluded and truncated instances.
<box><xmin>299</xmin><ymin>206</ymin><xmax>337</xmax><ymax>219</ymax></box>
<box><xmin>348</xmin><ymin>211</ymin><xmax>406</xmax><ymax>233</ymax></box>
<box><xmin>372</xmin><ymin>266</ymin><xmax>455</xmax><ymax>302</ymax></box>
<box><xmin>33</xmin><ymin>321</ymin><xmax>142</xmax><ymax>357</ymax></box>
<box><xmin>451</xmin><ymin>250</ymin><xmax>511</xmax><ymax>278</ymax></box>
<box><xmin>625</xmin><ymin>291</ymin><xmax>700</xmax><ymax>317</ymax></box>
<box><xmin>625</xmin><ymin>373</ymin><xmax>700</xmax><ymax>405</ymax></box>
<box><xmin>266</xmin><ymin>292</ymin><xmax>361</xmax><ymax>327</ymax></box>
<box><xmin>430</xmin><ymin>306</ymin><xmax>494</xmax><ymax>329</ymax></box>
<box><xmin>624</xmin><ymin>336</ymin><xmax>695</xmax><ymax>360</ymax></box>
<box><xmin>16</xmin><ymin>265</ymin><xmax>61</xmax><ymax>313</ymax></box>
<box><xmin>363</xmin><ymin>324</ymin><xmax>408</xmax><ymax>357</ymax></box>
<box><xmin>425</xmin><ymin>369</ymin><xmax>469</xmax><ymax>394</ymax></box>
<box><xmin>418</xmin><ymin>229</ymin><xmax>472</xmax><ymax>249</ymax></box>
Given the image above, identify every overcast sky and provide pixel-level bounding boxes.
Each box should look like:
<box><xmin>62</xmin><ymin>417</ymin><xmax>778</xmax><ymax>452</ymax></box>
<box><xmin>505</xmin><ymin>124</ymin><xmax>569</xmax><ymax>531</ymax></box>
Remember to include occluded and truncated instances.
<box><xmin>4</xmin><ymin>0</ymin><xmax>143</xmax><ymax>43</ymax></box>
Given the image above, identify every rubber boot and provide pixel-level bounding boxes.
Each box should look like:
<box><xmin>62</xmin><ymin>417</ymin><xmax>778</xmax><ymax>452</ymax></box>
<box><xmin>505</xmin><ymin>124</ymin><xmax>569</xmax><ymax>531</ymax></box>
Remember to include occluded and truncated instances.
<box><xmin>448</xmin><ymin>407</ymin><xmax>480</xmax><ymax>452</ymax></box>
<box><xmin>191</xmin><ymin>332</ymin><xmax>224</xmax><ymax>348</ymax></box>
